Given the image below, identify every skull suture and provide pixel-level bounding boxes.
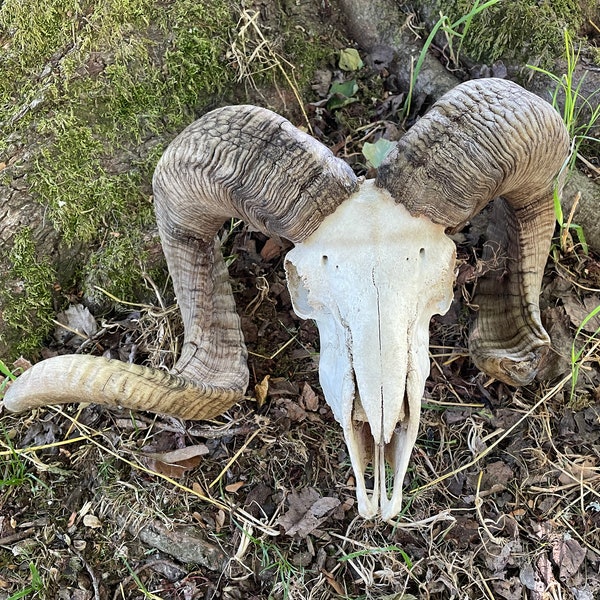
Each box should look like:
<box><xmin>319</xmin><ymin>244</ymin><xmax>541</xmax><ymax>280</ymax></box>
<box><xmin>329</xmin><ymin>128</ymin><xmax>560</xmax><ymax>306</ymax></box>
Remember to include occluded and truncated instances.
<box><xmin>285</xmin><ymin>179</ymin><xmax>456</xmax><ymax>520</ymax></box>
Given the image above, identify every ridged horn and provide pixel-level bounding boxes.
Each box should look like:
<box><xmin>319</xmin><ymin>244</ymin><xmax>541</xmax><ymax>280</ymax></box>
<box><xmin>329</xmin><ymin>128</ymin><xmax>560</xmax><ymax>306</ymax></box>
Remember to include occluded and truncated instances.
<box><xmin>376</xmin><ymin>78</ymin><xmax>570</xmax><ymax>385</ymax></box>
<box><xmin>4</xmin><ymin>105</ymin><xmax>358</xmax><ymax>418</ymax></box>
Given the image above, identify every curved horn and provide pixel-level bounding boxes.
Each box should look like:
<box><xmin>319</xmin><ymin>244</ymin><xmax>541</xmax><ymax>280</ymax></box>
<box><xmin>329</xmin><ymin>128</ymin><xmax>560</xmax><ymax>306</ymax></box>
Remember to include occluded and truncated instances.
<box><xmin>376</xmin><ymin>78</ymin><xmax>570</xmax><ymax>385</ymax></box>
<box><xmin>4</xmin><ymin>105</ymin><xmax>358</xmax><ymax>418</ymax></box>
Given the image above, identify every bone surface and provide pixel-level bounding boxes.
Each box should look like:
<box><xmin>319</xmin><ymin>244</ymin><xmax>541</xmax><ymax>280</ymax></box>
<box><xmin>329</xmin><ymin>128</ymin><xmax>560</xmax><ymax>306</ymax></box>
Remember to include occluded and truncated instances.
<box><xmin>286</xmin><ymin>180</ymin><xmax>456</xmax><ymax>519</ymax></box>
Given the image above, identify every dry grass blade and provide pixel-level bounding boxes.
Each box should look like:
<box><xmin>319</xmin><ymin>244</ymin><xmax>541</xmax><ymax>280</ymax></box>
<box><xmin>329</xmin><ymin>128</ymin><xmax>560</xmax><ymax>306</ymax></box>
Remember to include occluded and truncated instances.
<box><xmin>228</xmin><ymin>8</ymin><xmax>312</xmax><ymax>132</ymax></box>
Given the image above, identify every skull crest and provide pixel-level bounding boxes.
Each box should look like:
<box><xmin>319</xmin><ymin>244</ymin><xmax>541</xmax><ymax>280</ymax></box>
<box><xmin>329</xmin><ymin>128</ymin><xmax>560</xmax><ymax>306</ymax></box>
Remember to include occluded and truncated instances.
<box><xmin>285</xmin><ymin>179</ymin><xmax>456</xmax><ymax>520</ymax></box>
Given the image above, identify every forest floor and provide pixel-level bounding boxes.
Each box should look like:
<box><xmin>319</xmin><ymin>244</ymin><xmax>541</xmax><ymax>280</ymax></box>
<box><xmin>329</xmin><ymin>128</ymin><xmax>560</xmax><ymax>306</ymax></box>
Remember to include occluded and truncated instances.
<box><xmin>1</xmin><ymin>4</ymin><xmax>600</xmax><ymax>600</ymax></box>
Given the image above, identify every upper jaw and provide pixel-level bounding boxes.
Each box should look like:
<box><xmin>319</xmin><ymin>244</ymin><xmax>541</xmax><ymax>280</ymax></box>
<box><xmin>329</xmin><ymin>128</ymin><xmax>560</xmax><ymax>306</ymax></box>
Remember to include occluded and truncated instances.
<box><xmin>320</xmin><ymin>345</ymin><xmax>425</xmax><ymax>521</ymax></box>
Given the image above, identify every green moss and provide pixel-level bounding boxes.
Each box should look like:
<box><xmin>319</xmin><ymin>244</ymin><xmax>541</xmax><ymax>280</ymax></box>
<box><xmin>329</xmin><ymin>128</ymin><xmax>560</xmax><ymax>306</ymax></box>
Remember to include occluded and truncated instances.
<box><xmin>83</xmin><ymin>232</ymin><xmax>151</xmax><ymax>309</ymax></box>
<box><xmin>0</xmin><ymin>0</ymin><xmax>334</xmax><ymax>356</ymax></box>
<box><xmin>32</xmin><ymin>116</ymin><xmax>149</xmax><ymax>245</ymax></box>
<box><xmin>438</xmin><ymin>0</ymin><xmax>586</xmax><ymax>68</ymax></box>
<box><xmin>282</xmin><ymin>27</ymin><xmax>333</xmax><ymax>90</ymax></box>
<box><xmin>1</xmin><ymin>229</ymin><xmax>56</xmax><ymax>357</ymax></box>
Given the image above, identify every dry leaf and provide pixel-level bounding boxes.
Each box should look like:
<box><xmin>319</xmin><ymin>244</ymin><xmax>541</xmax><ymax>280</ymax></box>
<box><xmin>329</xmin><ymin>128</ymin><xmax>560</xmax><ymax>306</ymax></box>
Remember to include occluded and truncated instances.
<box><xmin>320</xmin><ymin>568</ymin><xmax>345</xmax><ymax>595</ymax></box>
<box><xmin>558</xmin><ymin>456</ymin><xmax>597</xmax><ymax>485</ymax></box>
<box><xmin>225</xmin><ymin>481</ymin><xmax>245</xmax><ymax>493</ymax></box>
<box><xmin>142</xmin><ymin>444</ymin><xmax>209</xmax><ymax>478</ymax></box>
<box><xmin>300</xmin><ymin>382</ymin><xmax>319</xmax><ymax>411</ymax></box>
<box><xmin>277</xmin><ymin>398</ymin><xmax>307</xmax><ymax>422</ymax></box>
<box><xmin>482</xmin><ymin>460</ymin><xmax>513</xmax><ymax>489</ymax></box>
<box><xmin>278</xmin><ymin>488</ymin><xmax>340</xmax><ymax>537</ymax></box>
<box><xmin>255</xmin><ymin>375</ymin><xmax>270</xmax><ymax>407</ymax></box>
<box><xmin>215</xmin><ymin>509</ymin><xmax>226</xmax><ymax>534</ymax></box>
<box><xmin>83</xmin><ymin>514</ymin><xmax>102</xmax><ymax>529</ymax></box>
<box><xmin>12</xmin><ymin>356</ymin><xmax>32</xmax><ymax>372</ymax></box>
<box><xmin>192</xmin><ymin>481</ymin><xmax>207</xmax><ymax>497</ymax></box>
<box><xmin>260</xmin><ymin>237</ymin><xmax>284</xmax><ymax>261</ymax></box>
<box><xmin>54</xmin><ymin>304</ymin><xmax>98</xmax><ymax>346</ymax></box>
<box><xmin>562</xmin><ymin>294</ymin><xmax>600</xmax><ymax>333</ymax></box>
<box><xmin>551</xmin><ymin>537</ymin><xmax>586</xmax><ymax>580</ymax></box>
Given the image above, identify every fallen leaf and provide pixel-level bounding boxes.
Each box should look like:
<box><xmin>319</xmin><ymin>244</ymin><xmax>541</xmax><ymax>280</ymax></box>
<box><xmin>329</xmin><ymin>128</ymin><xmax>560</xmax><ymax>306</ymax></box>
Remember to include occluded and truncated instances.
<box><xmin>339</xmin><ymin>47</ymin><xmax>363</xmax><ymax>71</ymax></box>
<box><xmin>327</xmin><ymin>80</ymin><xmax>358</xmax><ymax>110</ymax></box>
<box><xmin>142</xmin><ymin>444</ymin><xmax>209</xmax><ymax>478</ymax></box>
<box><xmin>300</xmin><ymin>382</ymin><xmax>319</xmax><ymax>411</ymax></box>
<box><xmin>491</xmin><ymin>578</ymin><xmax>523</xmax><ymax>600</ymax></box>
<box><xmin>54</xmin><ymin>304</ymin><xmax>98</xmax><ymax>346</ymax></box>
<box><xmin>192</xmin><ymin>481</ymin><xmax>207</xmax><ymax>497</ymax></box>
<box><xmin>551</xmin><ymin>536</ymin><xmax>586</xmax><ymax>580</ymax></box>
<box><xmin>260</xmin><ymin>237</ymin><xmax>283</xmax><ymax>261</ymax></box>
<box><xmin>277</xmin><ymin>398</ymin><xmax>307</xmax><ymax>422</ymax></box>
<box><xmin>278</xmin><ymin>488</ymin><xmax>340</xmax><ymax>537</ymax></box>
<box><xmin>225</xmin><ymin>481</ymin><xmax>245</xmax><ymax>493</ymax></box>
<box><xmin>215</xmin><ymin>509</ymin><xmax>226</xmax><ymax>534</ymax></box>
<box><xmin>320</xmin><ymin>568</ymin><xmax>345</xmax><ymax>595</ymax></box>
<box><xmin>362</xmin><ymin>138</ymin><xmax>396</xmax><ymax>168</ymax></box>
<box><xmin>83</xmin><ymin>514</ymin><xmax>102</xmax><ymax>529</ymax></box>
<box><xmin>482</xmin><ymin>460</ymin><xmax>513</xmax><ymax>489</ymax></box>
<box><xmin>562</xmin><ymin>294</ymin><xmax>600</xmax><ymax>333</ymax></box>
<box><xmin>255</xmin><ymin>375</ymin><xmax>270</xmax><ymax>407</ymax></box>
<box><xmin>558</xmin><ymin>456</ymin><xmax>597</xmax><ymax>485</ymax></box>
<box><xmin>12</xmin><ymin>356</ymin><xmax>32</xmax><ymax>373</ymax></box>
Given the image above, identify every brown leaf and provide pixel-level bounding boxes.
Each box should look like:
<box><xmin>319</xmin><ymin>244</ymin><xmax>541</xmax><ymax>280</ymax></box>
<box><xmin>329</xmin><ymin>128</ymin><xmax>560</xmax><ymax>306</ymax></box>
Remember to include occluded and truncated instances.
<box><xmin>277</xmin><ymin>398</ymin><xmax>307</xmax><ymax>422</ymax></box>
<box><xmin>563</xmin><ymin>294</ymin><xmax>600</xmax><ymax>333</ymax></box>
<box><xmin>260</xmin><ymin>237</ymin><xmax>284</xmax><ymax>261</ymax></box>
<box><xmin>142</xmin><ymin>444</ymin><xmax>209</xmax><ymax>478</ymax></box>
<box><xmin>255</xmin><ymin>375</ymin><xmax>270</xmax><ymax>407</ymax></box>
<box><xmin>482</xmin><ymin>460</ymin><xmax>513</xmax><ymax>489</ymax></box>
<box><xmin>320</xmin><ymin>568</ymin><xmax>345</xmax><ymax>595</ymax></box>
<box><xmin>552</xmin><ymin>537</ymin><xmax>586</xmax><ymax>580</ymax></box>
<box><xmin>215</xmin><ymin>509</ymin><xmax>226</xmax><ymax>534</ymax></box>
<box><xmin>558</xmin><ymin>456</ymin><xmax>597</xmax><ymax>485</ymax></box>
<box><xmin>12</xmin><ymin>357</ymin><xmax>32</xmax><ymax>372</ymax></box>
<box><xmin>278</xmin><ymin>488</ymin><xmax>340</xmax><ymax>537</ymax></box>
<box><xmin>300</xmin><ymin>382</ymin><xmax>319</xmax><ymax>411</ymax></box>
<box><xmin>225</xmin><ymin>481</ymin><xmax>245</xmax><ymax>493</ymax></box>
<box><xmin>192</xmin><ymin>481</ymin><xmax>207</xmax><ymax>498</ymax></box>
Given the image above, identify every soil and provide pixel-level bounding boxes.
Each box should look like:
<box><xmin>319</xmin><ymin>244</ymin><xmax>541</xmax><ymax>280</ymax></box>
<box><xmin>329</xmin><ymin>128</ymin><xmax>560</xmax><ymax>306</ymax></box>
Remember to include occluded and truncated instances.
<box><xmin>1</xmin><ymin>1</ymin><xmax>600</xmax><ymax>599</ymax></box>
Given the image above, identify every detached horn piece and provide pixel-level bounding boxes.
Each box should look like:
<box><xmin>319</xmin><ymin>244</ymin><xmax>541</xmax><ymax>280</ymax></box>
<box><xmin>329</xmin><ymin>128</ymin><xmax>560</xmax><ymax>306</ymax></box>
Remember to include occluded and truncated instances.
<box><xmin>4</xmin><ymin>79</ymin><xmax>569</xmax><ymax>521</ymax></box>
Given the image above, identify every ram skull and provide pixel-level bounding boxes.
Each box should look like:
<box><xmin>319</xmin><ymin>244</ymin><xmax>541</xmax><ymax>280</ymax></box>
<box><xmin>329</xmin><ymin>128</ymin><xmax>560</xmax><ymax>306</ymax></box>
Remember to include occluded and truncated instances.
<box><xmin>3</xmin><ymin>79</ymin><xmax>570</xmax><ymax>521</ymax></box>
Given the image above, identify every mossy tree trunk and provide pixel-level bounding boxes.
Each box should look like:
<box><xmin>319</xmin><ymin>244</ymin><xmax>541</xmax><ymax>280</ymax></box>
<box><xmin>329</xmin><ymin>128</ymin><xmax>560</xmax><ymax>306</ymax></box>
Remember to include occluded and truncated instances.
<box><xmin>0</xmin><ymin>0</ymin><xmax>339</xmax><ymax>360</ymax></box>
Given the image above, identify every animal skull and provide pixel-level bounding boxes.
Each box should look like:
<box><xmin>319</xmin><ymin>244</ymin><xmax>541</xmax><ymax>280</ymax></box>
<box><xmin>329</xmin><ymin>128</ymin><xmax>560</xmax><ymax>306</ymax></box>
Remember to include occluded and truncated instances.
<box><xmin>285</xmin><ymin>180</ymin><xmax>456</xmax><ymax>519</ymax></box>
<box><xmin>4</xmin><ymin>79</ymin><xmax>570</xmax><ymax>521</ymax></box>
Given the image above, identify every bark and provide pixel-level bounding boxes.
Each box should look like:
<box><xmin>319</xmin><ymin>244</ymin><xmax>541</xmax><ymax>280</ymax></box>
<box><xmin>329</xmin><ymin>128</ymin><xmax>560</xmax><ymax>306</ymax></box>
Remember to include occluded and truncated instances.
<box><xmin>0</xmin><ymin>155</ymin><xmax>82</xmax><ymax>358</ymax></box>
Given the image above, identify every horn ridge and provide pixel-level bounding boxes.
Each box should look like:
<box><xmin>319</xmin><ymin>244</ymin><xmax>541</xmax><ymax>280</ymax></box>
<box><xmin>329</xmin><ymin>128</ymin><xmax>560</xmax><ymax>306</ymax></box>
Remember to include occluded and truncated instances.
<box><xmin>5</xmin><ymin>105</ymin><xmax>357</xmax><ymax>419</ymax></box>
<box><xmin>376</xmin><ymin>78</ymin><xmax>570</xmax><ymax>385</ymax></box>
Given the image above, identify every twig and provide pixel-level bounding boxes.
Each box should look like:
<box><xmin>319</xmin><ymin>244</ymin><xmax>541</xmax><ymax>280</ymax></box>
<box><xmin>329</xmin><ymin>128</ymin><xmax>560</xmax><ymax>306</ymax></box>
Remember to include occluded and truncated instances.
<box><xmin>0</xmin><ymin>527</ymin><xmax>35</xmax><ymax>546</ymax></box>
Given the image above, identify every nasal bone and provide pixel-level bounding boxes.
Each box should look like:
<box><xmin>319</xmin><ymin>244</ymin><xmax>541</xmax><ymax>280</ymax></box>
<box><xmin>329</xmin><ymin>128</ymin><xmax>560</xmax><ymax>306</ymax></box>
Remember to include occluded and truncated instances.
<box><xmin>350</xmin><ymin>311</ymin><xmax>411</xmax><ymax>445</ymax></box>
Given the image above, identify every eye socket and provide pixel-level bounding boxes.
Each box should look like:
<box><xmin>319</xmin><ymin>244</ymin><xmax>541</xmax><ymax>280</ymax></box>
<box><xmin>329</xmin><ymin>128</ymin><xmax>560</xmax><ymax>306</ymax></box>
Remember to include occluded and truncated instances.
<box><xmin>419</xmin><ymin>248</ymin><xmax>425</xmax><ymax>258</ymax></box>
<box><xmin>322</xmin><ymin>255</ymin><xmax>328</xmax><ymax>264</ymax></box>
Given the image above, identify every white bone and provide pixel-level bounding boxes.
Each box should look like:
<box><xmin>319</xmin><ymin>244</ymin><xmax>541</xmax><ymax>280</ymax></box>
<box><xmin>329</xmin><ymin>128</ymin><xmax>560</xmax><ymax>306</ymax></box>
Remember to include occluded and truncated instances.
<box><xmin>285</xmin><ymin>179</ymin><xmax>456</xmax><ymax>520</ymax></box>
